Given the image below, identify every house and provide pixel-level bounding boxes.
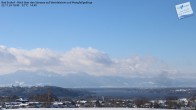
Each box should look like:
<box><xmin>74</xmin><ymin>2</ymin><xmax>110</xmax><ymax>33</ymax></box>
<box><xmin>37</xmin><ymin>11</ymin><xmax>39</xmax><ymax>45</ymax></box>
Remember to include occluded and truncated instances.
<box><xmin>178</xmin><ymin>98</ymin><xmax>188</xmax><ymax>106</ymax></box>
<box><xmin>16</xmin><ymin>98</ymin><xmax>29</xmax><ymax>103</ymax></box>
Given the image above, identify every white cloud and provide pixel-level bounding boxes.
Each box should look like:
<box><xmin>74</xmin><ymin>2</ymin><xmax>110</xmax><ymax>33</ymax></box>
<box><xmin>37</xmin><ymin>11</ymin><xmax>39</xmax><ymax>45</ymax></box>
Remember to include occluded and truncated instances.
<box><xmin>0</xmin><ymin>45</ymin><xmax>176</xmax><ymax>77</ymax></box>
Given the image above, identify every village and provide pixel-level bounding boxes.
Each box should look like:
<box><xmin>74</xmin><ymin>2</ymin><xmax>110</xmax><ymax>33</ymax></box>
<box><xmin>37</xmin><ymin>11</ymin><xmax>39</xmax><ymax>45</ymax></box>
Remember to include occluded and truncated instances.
<box><xmin>0</xmin><ymin>95</ymin><xmax>195</xmax><ymax>109</ymax></box>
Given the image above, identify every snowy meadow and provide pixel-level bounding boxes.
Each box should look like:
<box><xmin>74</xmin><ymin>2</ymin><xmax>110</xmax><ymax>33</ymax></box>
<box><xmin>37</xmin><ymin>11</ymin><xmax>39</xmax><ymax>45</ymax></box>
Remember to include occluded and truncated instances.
<box><xmin>5</xmin><ymin>108</ymin><xmax>174</xmax><ymax>110</ymax></box>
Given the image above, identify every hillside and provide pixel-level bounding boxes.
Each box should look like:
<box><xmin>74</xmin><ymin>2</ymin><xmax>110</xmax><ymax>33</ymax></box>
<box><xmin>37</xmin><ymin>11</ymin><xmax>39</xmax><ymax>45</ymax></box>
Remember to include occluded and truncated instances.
<box><xmin>0</xmin><ymin>86</ymin><xmax>90</xmax><ymax>98</ymax></box>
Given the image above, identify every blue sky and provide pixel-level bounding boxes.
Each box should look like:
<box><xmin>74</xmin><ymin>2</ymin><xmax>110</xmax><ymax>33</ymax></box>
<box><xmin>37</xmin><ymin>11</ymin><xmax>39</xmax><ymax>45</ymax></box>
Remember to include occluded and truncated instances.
<box><xmin>0</xmin><ymin>0</ymin><xmax>196</xmax><ymax>76</ymax></box>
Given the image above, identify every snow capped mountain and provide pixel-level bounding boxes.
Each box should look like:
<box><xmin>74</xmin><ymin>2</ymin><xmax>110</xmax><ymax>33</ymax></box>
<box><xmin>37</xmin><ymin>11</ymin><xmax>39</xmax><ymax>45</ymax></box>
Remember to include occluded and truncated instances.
<box><xmin>0</xmin><ymin>71</ymin><xmax>195</xmax><ymax>88</ymax></box>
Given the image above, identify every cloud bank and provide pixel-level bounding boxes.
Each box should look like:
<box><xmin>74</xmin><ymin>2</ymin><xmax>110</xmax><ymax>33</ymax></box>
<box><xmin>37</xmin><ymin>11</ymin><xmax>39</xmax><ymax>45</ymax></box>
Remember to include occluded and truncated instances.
<box><xmin>0</xmin><ymin>45</ymin><xmax>177</xmax><ymax>77</ymax></box>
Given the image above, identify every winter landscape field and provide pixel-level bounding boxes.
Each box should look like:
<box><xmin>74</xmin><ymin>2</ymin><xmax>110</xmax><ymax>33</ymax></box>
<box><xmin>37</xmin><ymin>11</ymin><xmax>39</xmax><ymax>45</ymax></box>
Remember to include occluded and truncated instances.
<box><xmin>5</xmin><ymin>108</ymin><xmax>174</xmax><ymax>110</ymax></box>
<box><xmin>1</xmin><ymin>1</ymin><xmax>196</xmax><ymax>110</ymax></box>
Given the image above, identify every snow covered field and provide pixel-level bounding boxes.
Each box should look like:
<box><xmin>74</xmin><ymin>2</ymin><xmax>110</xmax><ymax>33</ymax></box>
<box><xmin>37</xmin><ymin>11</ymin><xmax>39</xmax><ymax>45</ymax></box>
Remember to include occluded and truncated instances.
<box><xmin>5</xmin><ymin>108</ymin><xmax>174</xmax><ymax>110</ymax></box>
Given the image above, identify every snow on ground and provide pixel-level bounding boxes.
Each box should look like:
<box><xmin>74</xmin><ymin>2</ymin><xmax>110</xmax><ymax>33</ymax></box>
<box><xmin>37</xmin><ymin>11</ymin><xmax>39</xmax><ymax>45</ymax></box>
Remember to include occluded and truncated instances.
<box><xmin>5</xmin><ymin>108</ymin><xmax>174</xmax><ymax>110</ymax></box>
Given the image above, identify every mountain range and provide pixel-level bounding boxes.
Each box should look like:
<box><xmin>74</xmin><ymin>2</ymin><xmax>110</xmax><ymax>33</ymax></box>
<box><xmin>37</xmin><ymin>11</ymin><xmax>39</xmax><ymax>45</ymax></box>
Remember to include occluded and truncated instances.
<box><xmin>0</xmin><ymin>71</ymin><xmax>195</xmax><ymax>88</ymax></box>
